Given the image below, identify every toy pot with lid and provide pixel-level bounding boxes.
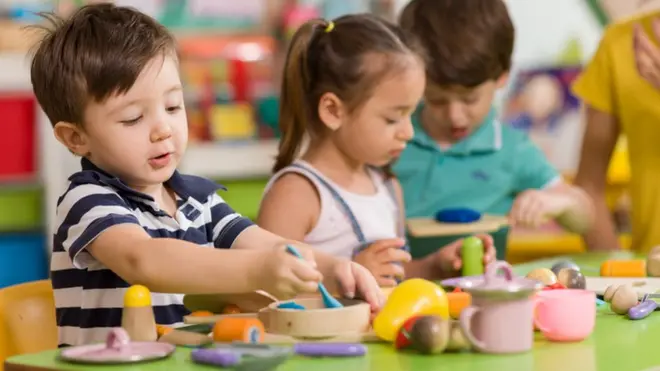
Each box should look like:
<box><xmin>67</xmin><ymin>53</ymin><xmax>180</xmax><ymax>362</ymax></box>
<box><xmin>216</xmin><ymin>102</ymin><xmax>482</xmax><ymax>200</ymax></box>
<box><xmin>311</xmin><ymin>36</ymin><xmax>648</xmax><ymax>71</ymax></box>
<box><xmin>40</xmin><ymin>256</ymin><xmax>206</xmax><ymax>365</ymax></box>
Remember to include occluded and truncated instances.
<box><xmin>458</xmin><ymin>261</ymin><xmax>543</xmax><ymax>354</ymax></box>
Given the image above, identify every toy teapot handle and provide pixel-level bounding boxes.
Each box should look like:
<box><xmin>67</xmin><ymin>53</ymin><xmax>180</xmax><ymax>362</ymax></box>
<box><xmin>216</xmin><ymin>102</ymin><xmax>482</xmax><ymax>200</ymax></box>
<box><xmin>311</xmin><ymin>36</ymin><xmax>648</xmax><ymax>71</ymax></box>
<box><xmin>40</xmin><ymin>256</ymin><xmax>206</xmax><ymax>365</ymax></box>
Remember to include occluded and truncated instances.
<box><xmin>484</xmin><ymin>261</ymin><xmax>514</xmax><ymax>285</ymax></box>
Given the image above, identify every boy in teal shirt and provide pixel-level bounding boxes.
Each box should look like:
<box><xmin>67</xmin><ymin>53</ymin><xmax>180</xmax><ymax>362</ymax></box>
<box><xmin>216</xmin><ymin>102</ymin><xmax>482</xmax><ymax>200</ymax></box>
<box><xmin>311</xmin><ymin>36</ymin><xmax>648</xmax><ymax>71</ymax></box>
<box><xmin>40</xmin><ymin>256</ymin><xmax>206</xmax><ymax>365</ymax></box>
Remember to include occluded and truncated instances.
<box><xmin>396</xmin><ymin>0</ymin><xmax>594</xmax><ymax>259</ymax></box>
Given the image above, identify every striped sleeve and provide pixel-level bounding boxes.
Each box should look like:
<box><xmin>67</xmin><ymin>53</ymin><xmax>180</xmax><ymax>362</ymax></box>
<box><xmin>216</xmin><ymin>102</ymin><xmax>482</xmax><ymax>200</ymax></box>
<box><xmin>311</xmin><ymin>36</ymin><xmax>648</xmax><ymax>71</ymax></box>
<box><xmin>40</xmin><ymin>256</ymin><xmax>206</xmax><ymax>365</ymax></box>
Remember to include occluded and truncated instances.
<box><xmin>53</xmin><ymin>183</ymin><xmax>141</xmax><ymax>269</ymax></box>
<box><xmin>208</xmin><ymin>193</ymin><xmax>254</xmax><ymax>249</ymax></box>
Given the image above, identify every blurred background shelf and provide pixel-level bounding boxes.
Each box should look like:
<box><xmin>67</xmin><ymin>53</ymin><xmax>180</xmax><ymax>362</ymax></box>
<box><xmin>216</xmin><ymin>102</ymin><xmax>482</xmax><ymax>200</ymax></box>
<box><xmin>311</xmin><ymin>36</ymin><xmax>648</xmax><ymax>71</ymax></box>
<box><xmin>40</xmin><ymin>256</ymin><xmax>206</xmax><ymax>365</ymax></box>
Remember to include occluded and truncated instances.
<box><xmin>179</xmin><ymin>140</ymin><xmax>278</xmax><ymax>179</ymax></box>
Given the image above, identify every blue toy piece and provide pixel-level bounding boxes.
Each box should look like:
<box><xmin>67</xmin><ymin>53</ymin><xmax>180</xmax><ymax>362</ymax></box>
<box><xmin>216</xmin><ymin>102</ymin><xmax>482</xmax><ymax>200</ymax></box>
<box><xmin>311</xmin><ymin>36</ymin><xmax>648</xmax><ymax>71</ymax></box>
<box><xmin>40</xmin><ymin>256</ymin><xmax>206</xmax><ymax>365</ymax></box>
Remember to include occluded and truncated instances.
<box><xmin>277</xmin><ymin>302</ymin><xmax>306</xmax><ymax>310</ymax></box>
<box><xmin>435</xmin><ymin>208</ymin><xmax>481</xmax><ymax>223</ymax></box>
<box><xmin>285</xmin><ymin>245</ymin><xmax>343</xmax><ymax>309</ymax></box>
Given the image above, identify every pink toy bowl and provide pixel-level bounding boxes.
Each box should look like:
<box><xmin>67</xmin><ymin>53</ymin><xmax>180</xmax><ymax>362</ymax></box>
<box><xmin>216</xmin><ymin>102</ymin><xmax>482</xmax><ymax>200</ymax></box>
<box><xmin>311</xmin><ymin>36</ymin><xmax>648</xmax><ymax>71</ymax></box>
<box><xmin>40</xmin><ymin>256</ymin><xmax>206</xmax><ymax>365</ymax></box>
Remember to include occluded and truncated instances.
<box><xmin>534</xmin><ymin>289</ymin><xmax>596</xmax><ymax>342</ymax></box>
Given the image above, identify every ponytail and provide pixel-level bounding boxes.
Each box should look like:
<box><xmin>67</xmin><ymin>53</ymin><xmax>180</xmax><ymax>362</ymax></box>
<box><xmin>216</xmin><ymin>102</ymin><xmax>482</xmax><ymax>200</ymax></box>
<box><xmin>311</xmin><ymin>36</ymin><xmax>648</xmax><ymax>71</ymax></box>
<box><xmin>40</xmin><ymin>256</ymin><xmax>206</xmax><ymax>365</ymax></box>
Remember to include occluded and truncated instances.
<box><xmin>273</xmin><ymin>19</ymin><xmax>327</xmax><ymax>173</ymax></box>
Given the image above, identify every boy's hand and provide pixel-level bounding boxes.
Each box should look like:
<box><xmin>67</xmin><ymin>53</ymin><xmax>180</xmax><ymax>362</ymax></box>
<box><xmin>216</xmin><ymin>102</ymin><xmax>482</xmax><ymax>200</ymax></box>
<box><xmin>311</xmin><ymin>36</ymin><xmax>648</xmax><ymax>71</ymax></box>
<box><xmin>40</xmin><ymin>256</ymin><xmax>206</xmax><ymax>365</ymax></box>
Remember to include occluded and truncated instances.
<box><xmin>353</xmin><ymin>238</ymin><xmax>411</xmax><ymax>287</ymax></box>
<box><xmin>252</xmin><ymin>244</ymin><xmax>323</xmax><ymax>300</ymax></box>
<box><xmin>333</xmin><ymin>259</ymin><xmax>385</xmax><ymax>313</ymax></box>
<box><xmin>432</xmin><ymin>234</ymin><xmax>496</xmax><ymax>276</ymax></box>
<box><xmin>510</xmin><ymin>189</ymin><xmax>570</xmax><ymax>228</ymax></box>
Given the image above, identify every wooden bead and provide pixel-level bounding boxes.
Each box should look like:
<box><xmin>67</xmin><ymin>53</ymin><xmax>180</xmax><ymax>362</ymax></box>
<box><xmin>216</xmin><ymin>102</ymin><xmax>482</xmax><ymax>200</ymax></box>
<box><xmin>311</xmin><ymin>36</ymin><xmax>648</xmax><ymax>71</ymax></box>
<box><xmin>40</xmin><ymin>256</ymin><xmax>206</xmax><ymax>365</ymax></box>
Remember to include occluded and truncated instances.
<box><xmin>603</xmin><ymin>285</ymin><xmax>617</xmax><ymax>303</ymax></box>
<box><xmin>647</xmin><ymin>246</ymin><xmax>660</xmax><ymax>277</ymax></box>
<box><xmin>550</xmin><ymin>260</ymin><xmax>580</xmax><ymax>276</ymax></box>
<box><xmin>610</xmin><ymin>284</ymin><xmax>638</xmax><ymax>315</ymax></box>
<box><xmin>525</xmin><ymin>268</ymin><xmax>557</xmax><ymax>286</ymax></box>
<box><xmin>409</xmin><ymin>316</ymin><xmax>450</xmax><ymax>354</ymax></box>
<box><xmin>446</xmin><ymin>320</ymin><xmax>470</xmax><ymax>352</ymax></box>
<box><xmin>556</xmin><ymin>268</ymin><xmax>586</xmax><ymax>289</ymax></box>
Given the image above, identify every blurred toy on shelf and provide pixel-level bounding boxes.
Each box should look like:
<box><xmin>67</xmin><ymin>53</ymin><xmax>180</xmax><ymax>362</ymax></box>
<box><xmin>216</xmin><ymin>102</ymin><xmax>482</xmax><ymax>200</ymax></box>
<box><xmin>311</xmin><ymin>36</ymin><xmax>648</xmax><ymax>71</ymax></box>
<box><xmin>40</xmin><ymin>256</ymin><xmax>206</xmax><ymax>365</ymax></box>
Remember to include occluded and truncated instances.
<box><xmin>501</xmin><ymin>65</ymin><xmax>583</xmax><ymax>173</ymax></box>
<box><xmin>178</xmin><ymin>34</ymin><xmax>280</xmax><ymax>143</ymax></box>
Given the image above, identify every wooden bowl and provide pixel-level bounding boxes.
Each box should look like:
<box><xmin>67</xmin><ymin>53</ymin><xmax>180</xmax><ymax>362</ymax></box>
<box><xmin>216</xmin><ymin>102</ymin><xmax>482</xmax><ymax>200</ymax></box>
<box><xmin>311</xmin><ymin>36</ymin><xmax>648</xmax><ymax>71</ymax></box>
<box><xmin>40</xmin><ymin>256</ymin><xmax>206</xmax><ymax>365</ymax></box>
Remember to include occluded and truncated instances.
<box><xmin>183</xmin><ymin>291</ymin><xmax>277</xmax><ymax>313</ymax></box>
<box><xmin>260</xmin><ymin>298</ymin><xmax>371</xmax><ymax>339</ymax></box>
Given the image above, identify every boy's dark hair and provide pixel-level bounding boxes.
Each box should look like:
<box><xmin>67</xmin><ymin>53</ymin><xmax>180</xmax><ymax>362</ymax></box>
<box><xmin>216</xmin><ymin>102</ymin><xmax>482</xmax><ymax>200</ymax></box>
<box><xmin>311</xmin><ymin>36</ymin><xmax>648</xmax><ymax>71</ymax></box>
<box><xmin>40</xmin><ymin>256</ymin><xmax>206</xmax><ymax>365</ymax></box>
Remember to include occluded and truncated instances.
<box><xmin>274</xmin><ymin>14</ymin><xmax>426</xmax><ymax>173</ymax></box>
<box><xmin>399</xmin><ymin>0</ymin><xmax>514</xmax><ymax>88</ymax></box>
<box><xmin>29</xmin><ymin>3</ymin><xmax>176</xmax><ymax>127</ymax></box>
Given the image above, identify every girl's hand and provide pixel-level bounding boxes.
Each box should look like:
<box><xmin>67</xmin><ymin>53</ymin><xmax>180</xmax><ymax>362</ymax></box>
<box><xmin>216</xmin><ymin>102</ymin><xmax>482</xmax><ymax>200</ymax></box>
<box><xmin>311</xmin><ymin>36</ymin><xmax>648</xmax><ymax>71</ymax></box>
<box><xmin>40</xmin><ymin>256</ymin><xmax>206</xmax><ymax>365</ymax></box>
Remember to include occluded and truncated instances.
<box><xmin>353</xmin><ymin>238</ymin><xmax>411</xmax><ymax>287</ymax></box>
<box><xmin>333</xmin><ymin>259</ymin><xmax>385</xmax><ymax>313</ymax></box>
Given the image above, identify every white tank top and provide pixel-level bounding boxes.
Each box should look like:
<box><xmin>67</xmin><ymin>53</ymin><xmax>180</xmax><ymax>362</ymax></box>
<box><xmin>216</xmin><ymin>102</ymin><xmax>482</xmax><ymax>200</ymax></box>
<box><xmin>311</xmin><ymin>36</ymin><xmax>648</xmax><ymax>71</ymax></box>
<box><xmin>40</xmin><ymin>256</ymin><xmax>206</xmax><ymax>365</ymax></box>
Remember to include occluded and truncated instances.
<box><xmin>263</xmin><ymin>160</ymin><xmax>403</xmax><ymax>259</ymax></box>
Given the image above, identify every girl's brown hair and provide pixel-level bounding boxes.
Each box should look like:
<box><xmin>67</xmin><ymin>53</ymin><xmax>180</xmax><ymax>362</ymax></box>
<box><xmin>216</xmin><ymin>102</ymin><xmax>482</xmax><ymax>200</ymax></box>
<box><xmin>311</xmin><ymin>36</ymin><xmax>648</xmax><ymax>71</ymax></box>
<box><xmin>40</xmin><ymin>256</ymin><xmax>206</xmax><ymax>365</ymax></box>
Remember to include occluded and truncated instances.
<box><xmin>273</xmin><ymin>13</ymin><xmax>426</xmax><ymax>173</ymax></box>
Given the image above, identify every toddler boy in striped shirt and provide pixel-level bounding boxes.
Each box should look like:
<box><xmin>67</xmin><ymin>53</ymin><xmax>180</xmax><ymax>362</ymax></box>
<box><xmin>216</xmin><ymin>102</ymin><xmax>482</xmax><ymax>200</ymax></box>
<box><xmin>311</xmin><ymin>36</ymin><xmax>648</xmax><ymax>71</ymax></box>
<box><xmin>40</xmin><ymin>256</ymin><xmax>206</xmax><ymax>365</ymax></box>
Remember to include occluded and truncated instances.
<box><xmin>29</xmin><ymin>3</ymin><xmax>381</xmax><ymax>347</ymax></box>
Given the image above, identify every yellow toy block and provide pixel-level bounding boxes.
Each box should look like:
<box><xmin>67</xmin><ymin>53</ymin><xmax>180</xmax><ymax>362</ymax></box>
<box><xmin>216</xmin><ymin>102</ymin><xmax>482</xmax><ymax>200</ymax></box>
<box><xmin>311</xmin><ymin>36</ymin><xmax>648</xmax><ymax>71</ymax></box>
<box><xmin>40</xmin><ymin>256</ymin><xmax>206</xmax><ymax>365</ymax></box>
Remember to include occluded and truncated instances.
<box><xmin>209</xmin><ymin>103</ymin><xmax>256</xmax><ymax>140</ymax></box>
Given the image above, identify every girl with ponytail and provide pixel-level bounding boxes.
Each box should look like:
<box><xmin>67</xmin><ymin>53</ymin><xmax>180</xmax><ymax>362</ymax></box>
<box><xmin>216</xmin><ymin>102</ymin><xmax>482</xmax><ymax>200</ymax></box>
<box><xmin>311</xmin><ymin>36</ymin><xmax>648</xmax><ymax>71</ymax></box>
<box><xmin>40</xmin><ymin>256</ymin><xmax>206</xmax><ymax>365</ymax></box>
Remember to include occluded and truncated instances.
<box><xmin>259</xmin><ymin>14</ymin><xmax>495</xmax><ymax>286</ymax></box>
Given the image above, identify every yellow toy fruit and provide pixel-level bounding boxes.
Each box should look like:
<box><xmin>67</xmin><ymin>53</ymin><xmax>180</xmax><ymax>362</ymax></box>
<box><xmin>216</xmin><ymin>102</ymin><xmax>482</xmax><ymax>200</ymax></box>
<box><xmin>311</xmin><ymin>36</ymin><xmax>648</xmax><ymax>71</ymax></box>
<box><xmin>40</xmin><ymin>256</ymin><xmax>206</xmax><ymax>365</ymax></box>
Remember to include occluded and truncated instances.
<box><xmin>373</xmin><ymin>278</ymin><xmax>449</xmax><ymax>342</ymax></box>
<box><xmin>124</xmin><ymin>285</ymin><xmax>152</xmax><ymax>308</ymax></box>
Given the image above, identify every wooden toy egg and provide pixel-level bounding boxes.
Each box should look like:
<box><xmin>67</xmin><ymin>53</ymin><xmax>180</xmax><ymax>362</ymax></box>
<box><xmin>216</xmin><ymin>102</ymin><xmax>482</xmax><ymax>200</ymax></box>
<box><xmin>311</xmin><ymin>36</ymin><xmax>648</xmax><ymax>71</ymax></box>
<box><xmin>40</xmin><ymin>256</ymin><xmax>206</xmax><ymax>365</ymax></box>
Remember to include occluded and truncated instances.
<box><xmin>446</xmin><ymin>320</ymin><xmax>471</xmax><ymax>352</ymax></box>
<box><xmin>525</xmin><ymin>268</ymin><xmax>557</xmax><ymax>286</ymax></box>
<box><xmin>603</xmin><ymin>284</ymin><xmax>617</xmax><ymax>303</ymax></box>
<box><xmin>556</xmin><ymin>268</ymin><xmax>586</xmax><ymax>289</ymax></box>
<box><xmin>408</xmin><ymin>316</ymin><xmax>450</xmax><ymax>354</ymax></box>
<box><xmin>610</xmin><ymin>284</ymin><xmax>638</xmax><ymax>315</ymax></box>
<box><xmin>647</xmin><ymin>245</ymin><xmax>660</xmax><ymax>277</ymax></box>
<box><xmin>550</xmin><ymin>260</ymin><xmax>580</xmax><ymax>276</ymax></box>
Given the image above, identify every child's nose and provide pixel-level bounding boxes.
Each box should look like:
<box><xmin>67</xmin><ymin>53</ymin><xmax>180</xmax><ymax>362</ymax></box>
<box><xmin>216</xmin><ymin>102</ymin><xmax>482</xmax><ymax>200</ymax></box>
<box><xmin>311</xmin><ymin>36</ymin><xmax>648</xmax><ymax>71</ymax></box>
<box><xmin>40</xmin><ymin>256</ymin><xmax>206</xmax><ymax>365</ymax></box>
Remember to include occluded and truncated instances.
<box><xmin>400</xmin><ymin>119</ymin><xmax>415</xmax><ymax>140</ymax></box>
<box><xmin>447</xmin><ymin>103</ymin><xmax>467</xmax><ymax>126</ymax></box>
<box><xmin>150</xmin><ymin>121</ymin><xmax>172</xmax><ymax>142</ymax></box>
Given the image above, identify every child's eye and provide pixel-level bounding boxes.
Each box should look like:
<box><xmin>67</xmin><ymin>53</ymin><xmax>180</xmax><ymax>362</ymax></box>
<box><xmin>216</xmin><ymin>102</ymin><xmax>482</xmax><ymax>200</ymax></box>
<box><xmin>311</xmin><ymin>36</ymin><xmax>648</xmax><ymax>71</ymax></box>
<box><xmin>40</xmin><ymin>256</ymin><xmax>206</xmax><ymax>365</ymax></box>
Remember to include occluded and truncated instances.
<box><xmin>167</xmin><ymin>105</ymin><xmax>182</xmax><ymax>113</ymax></box>
<box><xmin>120</xmin><ymin>116</ymin><xmax>142</xmax><ymax>125</ymax></box>
<box><xmin>385</xmin><ymin>117</ymin><xmax>399</xmax><ymax>124</ymax></box>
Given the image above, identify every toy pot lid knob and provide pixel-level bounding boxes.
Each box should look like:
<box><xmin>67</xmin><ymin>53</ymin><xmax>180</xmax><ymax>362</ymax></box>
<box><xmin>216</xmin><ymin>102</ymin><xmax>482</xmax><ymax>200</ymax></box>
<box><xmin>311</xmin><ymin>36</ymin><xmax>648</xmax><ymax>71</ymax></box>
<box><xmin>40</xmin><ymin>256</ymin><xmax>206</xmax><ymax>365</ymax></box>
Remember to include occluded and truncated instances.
<box><xmin>462</xmin><ymin>261</ymin><xmax>542</xmax><ymax>300</ymax></box>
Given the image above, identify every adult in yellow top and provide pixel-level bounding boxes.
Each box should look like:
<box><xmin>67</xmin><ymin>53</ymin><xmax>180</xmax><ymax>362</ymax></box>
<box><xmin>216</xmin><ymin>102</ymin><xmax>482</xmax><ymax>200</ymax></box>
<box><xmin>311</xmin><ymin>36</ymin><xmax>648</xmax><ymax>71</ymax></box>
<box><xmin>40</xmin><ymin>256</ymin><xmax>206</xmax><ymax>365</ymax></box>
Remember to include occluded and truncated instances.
<box><xmin>572</xmin><ymin>11</ymin><xmax>660</xmax><ymax>253</ymax></box>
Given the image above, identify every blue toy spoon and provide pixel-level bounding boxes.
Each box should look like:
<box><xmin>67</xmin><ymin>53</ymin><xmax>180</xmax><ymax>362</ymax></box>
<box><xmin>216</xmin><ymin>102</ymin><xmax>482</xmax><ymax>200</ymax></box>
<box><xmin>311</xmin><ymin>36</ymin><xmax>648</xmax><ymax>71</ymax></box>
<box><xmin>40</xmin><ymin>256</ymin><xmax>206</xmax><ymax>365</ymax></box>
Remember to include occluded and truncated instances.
<box><xmin>285</xmin><ymin>245</ymin><xmax>343</xmax><ymax>309</ymax></box>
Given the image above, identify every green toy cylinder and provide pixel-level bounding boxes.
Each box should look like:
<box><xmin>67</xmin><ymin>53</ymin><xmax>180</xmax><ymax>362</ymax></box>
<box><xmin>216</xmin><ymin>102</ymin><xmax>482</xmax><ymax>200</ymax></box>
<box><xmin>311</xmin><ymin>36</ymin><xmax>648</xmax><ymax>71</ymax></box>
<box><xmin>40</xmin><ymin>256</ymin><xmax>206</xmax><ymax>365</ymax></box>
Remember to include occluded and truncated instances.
<box><xmin>461</xmin><ymin>236</ymin><xmax>484</xmax><ymax>276</ymax></box>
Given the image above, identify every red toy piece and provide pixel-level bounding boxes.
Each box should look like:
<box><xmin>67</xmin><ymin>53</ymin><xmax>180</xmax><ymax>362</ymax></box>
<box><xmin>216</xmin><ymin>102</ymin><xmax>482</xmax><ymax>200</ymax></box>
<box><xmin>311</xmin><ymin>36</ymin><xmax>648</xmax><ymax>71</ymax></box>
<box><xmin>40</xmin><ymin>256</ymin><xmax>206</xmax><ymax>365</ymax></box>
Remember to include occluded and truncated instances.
<box><xmin>394</xmin><ymin>316</ymin><xmax>422</xmax><ymax>349</ymax></box>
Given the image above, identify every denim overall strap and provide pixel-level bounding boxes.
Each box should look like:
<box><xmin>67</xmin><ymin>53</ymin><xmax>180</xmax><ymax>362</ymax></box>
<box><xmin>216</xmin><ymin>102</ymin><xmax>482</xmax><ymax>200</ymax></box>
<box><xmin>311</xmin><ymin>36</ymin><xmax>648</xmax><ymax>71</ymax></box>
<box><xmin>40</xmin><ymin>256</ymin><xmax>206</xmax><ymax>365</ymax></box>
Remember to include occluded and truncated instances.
<box><xmin>382</xmin><ymin>178</ymin><xmax>411</xmax><ymax>254</ymax></box>
<box><xmin>289</xmin><ymin>164</ymin><xmax>368</xmax><ymax>247</ymax></box>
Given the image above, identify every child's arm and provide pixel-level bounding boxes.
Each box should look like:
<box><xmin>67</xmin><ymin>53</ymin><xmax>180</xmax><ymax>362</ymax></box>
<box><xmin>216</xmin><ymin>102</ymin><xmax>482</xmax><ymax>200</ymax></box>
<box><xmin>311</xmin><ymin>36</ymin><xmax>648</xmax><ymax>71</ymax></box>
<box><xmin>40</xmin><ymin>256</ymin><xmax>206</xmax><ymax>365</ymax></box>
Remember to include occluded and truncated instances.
<box><xmin>509</xmin><ymin>134</ymin><xmax>594</xmax><ymax>234</ymax></box>
<box><xmin>572</xmin><ymin>106</ymin><xmax>621</xmax><ymax>249</ymax></box>
<box><xmin>510</xmin><ymin>180</ymin><xmax>595</xmax><ymax>234</ymax></box>
<box><xmin>88</xmin><ymin>224</ymin><xmax>320</xmax><ymax>295</ymax></box>
<box><xmin>64</xmin><ymin>185</ymin><xmax>320</xmax><ymax>297</ymax></box>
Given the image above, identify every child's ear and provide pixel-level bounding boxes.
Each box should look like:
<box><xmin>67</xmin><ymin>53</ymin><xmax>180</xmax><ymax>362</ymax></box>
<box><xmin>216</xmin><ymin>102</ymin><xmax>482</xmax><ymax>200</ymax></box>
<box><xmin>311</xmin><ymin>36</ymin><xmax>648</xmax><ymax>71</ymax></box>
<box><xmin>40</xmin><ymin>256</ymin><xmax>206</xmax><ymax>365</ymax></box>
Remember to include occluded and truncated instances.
<box><xmin>53</xmin><ymin>122</ymin><xmax>90</xmax><ymax>157</ymax></box>
<box><xmin>317</xmin><ymin>92</ymin><xmax>346</xmax><ymax>131</ymax></box>
<box><xmin>496</xmin><ymin>72</ymin><xmax>510</xmax><ymax>89</ymax></box>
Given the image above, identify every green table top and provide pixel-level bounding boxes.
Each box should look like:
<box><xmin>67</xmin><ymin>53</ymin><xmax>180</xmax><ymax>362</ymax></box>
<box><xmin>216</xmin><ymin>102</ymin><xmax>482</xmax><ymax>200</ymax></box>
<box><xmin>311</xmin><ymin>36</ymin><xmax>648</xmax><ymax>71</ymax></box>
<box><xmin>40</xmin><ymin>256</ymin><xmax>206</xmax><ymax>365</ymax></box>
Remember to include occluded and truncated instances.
<box><xmin>7</xmin><ymin>251</ymin><xmax>659</xmax><ymax>371</ymax></box>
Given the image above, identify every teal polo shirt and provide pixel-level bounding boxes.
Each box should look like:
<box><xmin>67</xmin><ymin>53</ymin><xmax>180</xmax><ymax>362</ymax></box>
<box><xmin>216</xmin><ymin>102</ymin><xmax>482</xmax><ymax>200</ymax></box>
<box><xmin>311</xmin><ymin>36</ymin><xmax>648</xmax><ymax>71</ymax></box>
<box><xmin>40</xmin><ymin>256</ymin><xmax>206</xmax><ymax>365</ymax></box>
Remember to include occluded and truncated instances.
<box><xmin>393</xmin><ymin>107</ymin><xmax>560</xmax><ymax>259</ymax></box>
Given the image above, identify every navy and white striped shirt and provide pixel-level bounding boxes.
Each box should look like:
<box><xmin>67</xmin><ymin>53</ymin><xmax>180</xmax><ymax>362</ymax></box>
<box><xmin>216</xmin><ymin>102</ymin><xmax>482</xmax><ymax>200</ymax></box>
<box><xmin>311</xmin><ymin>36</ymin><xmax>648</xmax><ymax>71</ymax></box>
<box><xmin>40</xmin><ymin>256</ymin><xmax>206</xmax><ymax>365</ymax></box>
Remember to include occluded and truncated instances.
<box><xmin>51</xmin><ymin>158</ymin><xmax>253</xmax><ymax>347</ymax></box>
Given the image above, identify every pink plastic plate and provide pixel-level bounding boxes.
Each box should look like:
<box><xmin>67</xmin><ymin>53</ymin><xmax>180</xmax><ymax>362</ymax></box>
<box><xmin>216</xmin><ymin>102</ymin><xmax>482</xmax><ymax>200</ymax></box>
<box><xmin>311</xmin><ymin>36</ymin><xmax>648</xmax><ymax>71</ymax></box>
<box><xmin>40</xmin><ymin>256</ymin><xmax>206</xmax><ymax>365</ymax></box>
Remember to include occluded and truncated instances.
<box><xmin>59</xmin><ymin>328</ymin><xmax>175</xmax><ymax>364</ymax></box>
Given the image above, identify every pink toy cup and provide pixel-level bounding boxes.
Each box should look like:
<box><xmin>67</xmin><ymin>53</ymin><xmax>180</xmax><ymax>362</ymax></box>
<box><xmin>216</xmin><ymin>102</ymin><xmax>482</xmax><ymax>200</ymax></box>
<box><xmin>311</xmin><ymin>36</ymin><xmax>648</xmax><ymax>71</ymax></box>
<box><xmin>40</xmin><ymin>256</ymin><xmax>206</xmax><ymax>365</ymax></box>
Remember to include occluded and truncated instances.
<box><xmin>534</xmin><ymin>289</ymin><xmax>596</xmax><ymax>342</ymax></box>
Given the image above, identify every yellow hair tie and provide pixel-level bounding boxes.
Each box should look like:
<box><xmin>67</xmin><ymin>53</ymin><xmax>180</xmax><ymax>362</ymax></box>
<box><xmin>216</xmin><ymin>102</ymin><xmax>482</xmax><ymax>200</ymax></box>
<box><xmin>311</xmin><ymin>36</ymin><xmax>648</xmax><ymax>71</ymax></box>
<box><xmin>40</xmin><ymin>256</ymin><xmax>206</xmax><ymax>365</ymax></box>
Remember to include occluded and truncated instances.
<box><xmin>325</xmin><ymin>21</ymin><xmax>335</xmax><ymax>33</ymax></box>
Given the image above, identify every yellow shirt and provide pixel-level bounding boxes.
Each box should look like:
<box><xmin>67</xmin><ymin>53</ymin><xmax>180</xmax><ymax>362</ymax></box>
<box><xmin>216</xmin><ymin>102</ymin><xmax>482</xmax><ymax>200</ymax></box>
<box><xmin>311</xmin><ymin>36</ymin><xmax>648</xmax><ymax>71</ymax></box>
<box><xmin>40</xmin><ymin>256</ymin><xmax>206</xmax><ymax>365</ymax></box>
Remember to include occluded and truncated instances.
<box><xmin>572</xmin><ymin>11</ymin><xmax>660</xmax><ymax>253</ymax></box>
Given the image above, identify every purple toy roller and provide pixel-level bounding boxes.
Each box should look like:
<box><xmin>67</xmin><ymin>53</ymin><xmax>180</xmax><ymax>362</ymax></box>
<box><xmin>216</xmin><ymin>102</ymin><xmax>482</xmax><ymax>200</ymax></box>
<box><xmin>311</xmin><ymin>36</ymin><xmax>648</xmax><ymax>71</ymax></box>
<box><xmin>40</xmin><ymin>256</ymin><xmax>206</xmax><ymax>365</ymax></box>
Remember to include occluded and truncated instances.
<box><xmin>293</xmin><ymin>343</ymin><xmax>366</xmax><ymax>357</ymax></box>
<box><xmin>628</xmin><ymin>295</ymin><xmax>658</xmax><ymax>320</ymax></box>
<box><xmin>191</xmin><ymin>348</ymin><xmax>240</xmax><ymax>367</ymax></box>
